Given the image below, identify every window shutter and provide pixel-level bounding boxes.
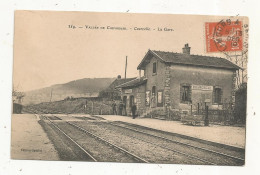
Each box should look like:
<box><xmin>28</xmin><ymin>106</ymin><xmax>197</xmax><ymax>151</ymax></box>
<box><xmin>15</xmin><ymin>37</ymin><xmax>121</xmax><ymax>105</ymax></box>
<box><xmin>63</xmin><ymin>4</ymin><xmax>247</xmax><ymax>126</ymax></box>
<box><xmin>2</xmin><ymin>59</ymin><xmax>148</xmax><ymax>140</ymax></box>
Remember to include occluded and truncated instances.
<box><xmin>220</xmin><ymin>88</ymin><xmax>223</xmax><ymax>104</ymax></box>
<box><xmin>157</xmin><ymin>60</ymin><xmax>158</xmax><ymax>73</ymax></box>
<box><xmin>153</xmin><ymin>62</ymin><xmax>157</xmax><ymax>74</ymax></box>
<box><xmin>188</xmin><ymin>85</ymin><xmax>192</xmax><ymax>103</ymax></box>
<box><xmin>180</xmin><ymin>85</ymin><xmax>183</xmax><ymax>102</ymax></box>
<box><xmin>213</xmin><ymin>86</ymin><xmax>216</xmax><ymax>103</ymax></box>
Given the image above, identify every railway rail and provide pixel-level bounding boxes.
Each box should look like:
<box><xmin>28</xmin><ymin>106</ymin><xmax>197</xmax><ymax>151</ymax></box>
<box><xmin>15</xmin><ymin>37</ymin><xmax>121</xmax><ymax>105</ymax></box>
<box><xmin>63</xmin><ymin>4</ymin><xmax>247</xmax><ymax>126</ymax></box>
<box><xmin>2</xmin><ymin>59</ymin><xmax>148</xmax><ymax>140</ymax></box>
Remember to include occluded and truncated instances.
<box><xmin>75</xmin><ymin>116</ymin><xmax>244</xmax><ymax>165</ymax></box>
<box><xmin>46</xmin><ymin>117</ymin><xmax>97</xmax><ymax>161</ymax></box>
<box><xmin>113</xmin><ymin>121</ymin><xmax>245</xmax><ymax>155</ymax></box>
<box><xmin>43</xmin><ymin>114</ymin><xmax>244</xmax><ymax>165</ymax></box>
<box><xmin>45</xmin><ymin>116</ymin><xmax>149</xmax><ymax>163</ymax></box>
<box><xmin>108</xmin><ymin>121</ymin><xmax>245</xmax><ymax>164</ymax></box>
<box><xmin>67</xmin><ymin>121</ymin><xmax>149</xmax><ymax>163</ymax></box>
<box><xmin>105</xmin><ymin>122</ymin><xmax>216</xmax><ymax>165</ymax></box>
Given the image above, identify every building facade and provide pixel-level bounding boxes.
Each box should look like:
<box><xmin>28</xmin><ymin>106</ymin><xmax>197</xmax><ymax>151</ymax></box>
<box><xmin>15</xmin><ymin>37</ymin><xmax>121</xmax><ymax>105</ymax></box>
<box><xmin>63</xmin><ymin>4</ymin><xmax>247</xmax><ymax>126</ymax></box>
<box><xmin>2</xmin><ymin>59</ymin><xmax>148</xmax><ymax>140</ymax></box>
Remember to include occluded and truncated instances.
<box><xmin>117</xmin><ymin>44</ymin><xmax>240</xmax><ymax>118</ymax></box>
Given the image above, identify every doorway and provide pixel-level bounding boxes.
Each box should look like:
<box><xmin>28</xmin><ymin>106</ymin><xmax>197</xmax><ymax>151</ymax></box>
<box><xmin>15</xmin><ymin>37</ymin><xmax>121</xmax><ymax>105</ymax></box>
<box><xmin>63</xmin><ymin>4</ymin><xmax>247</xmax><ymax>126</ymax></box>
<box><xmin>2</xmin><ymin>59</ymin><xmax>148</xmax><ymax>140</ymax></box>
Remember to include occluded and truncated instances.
<box><xmin>130</xmin><ymin>95</ymin><xmax>135</xmax><ymax>108</ymax></box>
<box><xmin>123</xmin><ymin>96</ymin><xmax>127</xmax><ymax>106</ymax></box>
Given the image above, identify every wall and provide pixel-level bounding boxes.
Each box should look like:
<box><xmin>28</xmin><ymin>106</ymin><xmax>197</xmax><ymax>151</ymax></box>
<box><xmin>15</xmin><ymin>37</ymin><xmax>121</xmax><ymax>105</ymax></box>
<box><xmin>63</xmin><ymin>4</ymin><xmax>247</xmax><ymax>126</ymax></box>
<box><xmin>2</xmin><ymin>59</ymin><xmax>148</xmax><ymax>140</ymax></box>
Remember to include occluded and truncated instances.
<box><xmin>144</xmin><ymin>56</ymin><xmax>166</xmax><ymax>108</ymax></box>
<box><xmin>169</xmin><ymin>64</ymin><xmax>236</xmax><ymax>111</ymax></box>
<box><xmin>121</xmin><ymin>83</ymin><xmax>146</xmax><ymax>116</ymax></box>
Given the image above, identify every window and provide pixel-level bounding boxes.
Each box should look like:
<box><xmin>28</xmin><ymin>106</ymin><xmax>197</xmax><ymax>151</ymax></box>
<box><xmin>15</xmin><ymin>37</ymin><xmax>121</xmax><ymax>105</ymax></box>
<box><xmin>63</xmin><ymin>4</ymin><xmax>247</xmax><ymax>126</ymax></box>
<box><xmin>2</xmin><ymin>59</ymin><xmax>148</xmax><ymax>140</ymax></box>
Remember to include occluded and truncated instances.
<box><xmin>180</xmin><ymin>85</ymin><xmax>191</xmax><ymax>103</ymax></box>
<box><xmin>214</xmin><ymin>88</ymin><xmax>222</xmax><ymax>104</ymax></box>
<box><xmin>157</xmin><ymin>91</ymin><xmax>163</xmax><ymax>107</ymax></box>
<box><xmin>152</xmin><ymin>86</ymin><xmax>156</xmax><ymax>96</ymax></box>
<box><xmin>153</xmin><ymin>62</ymin><xmax>157</xmax><ymax>74</ymax></box>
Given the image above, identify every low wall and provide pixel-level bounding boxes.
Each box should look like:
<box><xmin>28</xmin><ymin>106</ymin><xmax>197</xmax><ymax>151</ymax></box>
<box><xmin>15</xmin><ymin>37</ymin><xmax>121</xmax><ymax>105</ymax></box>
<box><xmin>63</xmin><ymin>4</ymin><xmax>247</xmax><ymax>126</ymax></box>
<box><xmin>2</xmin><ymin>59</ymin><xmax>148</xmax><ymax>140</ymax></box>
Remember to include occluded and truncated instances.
<box><xmin>143</xmin><ymin>107</ymin><xmax>235</xmax><ymax>125</ymax></box>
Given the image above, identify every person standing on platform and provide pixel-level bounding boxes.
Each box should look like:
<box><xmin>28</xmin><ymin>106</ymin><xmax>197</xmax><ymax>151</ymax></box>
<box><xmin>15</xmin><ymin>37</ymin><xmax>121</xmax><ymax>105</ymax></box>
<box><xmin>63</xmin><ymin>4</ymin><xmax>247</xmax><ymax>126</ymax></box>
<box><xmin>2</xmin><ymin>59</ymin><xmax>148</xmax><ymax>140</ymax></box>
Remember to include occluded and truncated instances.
<box><xmin>131</xmin><ymin>103</ymin><xmax>137</xmax><ymax>119</ymax></box>
<box><xmin>119</xmin><ymin>100</ymin><xmax>123</xmax><ymax>115</ymax></box>
<box><xmin>112</xmin><ymin>101</ymin><xmax>117</xmax><ymax>115</ymax></box>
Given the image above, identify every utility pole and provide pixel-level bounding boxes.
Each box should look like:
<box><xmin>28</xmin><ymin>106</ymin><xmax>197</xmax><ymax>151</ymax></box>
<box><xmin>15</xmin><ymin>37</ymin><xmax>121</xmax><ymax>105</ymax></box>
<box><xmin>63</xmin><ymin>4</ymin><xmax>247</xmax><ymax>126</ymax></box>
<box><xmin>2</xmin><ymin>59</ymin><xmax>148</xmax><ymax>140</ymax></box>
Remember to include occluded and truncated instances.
<box><xmin>50</xmin><ymin>88</ymin><xmax>53</xmax><ymax>102</ymax></box>
<box><xmin>125</xmin><ymin>56</ymin><xmax>127</xmax><ymax>79</ymax></box>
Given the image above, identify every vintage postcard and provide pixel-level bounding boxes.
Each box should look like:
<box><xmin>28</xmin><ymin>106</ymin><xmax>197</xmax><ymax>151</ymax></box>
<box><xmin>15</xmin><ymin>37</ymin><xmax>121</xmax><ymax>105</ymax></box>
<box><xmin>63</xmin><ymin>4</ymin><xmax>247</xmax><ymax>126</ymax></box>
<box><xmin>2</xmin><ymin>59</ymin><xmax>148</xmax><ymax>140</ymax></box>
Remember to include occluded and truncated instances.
<box><xmin>12</xmin><ymin>10</ymin><xmax>248</xmax><ymax>165</ymax></box>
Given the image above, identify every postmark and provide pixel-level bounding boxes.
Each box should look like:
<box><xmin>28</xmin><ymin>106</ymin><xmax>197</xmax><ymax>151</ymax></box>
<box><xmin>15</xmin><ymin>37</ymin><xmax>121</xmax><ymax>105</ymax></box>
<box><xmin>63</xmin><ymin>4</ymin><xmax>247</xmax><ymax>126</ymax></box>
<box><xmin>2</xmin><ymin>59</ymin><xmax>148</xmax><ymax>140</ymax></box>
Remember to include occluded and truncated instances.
<box><xmin>205</xmin><ymin>17</ymin><xmax>249</xmax><ymax>86</ymax></box>
<box><xmin>205</xmin><ymin>19</ymin><xmax>243</xmax><ymax>52</ymax></box>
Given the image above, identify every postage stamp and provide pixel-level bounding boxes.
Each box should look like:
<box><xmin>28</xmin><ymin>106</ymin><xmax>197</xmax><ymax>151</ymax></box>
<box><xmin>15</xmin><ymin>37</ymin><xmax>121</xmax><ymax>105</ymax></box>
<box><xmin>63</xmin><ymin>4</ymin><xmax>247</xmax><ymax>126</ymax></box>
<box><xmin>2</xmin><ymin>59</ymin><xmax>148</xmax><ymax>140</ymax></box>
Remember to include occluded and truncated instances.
<box><xmin>205</xmin><ymin>19</ymin><xmax>243</xmax><ymax>52</ymax></box>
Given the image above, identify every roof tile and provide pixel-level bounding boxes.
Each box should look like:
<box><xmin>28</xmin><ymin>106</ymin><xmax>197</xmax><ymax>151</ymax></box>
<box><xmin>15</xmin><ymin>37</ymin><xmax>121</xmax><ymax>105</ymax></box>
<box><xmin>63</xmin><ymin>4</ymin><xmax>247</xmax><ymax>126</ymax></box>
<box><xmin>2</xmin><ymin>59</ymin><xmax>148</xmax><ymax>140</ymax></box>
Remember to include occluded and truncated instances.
<box><xmin>138</xmin><ymin>50</ymin><xmax>240</xmax><ymax>70</ymax></box>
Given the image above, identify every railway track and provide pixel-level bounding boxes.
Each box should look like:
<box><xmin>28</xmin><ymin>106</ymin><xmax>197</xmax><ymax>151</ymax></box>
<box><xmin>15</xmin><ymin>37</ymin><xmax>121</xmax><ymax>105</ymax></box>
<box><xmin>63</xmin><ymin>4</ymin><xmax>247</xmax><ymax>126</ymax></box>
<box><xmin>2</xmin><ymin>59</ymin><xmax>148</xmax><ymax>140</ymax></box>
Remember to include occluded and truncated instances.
<box><xmin>43</xmin><ymin>114</ymin><xmax>244</xmax><ymax>165</ymax></box>
<box><xmin>106</xmin><ymin>121</ymin><xmax>245</xmax><ymax>165</ymax></box>
<box><xmin>105</xmin><ymin>123</ymin><xmax>216</xmax><ymax>165</ymax></box>
<box><xmin>46</xmin><ymin>118</ymin><xmax>97</xmax><ymax>161</ymax></box>
<box><xmin>113</xmin><ymin>121</ymin><xmax>245</xmax><ymax>155</ymax></box>
<box><xmin>72</xmin><ymin>117</ymin><xmax>244</xmax><ymax>165</ymax></box>
<box><xmin>81</xmin><ymin>121</ymin><xmax>218</xmax><ymax>165</ymax></box>
<box><xmin>67</xmin><ymin>121</ymin><xmax>149</xmax><ymax>163</ymax></box>
<box><xmin>45</xmin><ymin>116</ymin><xmax>149</xmax><ymax>163</ymax></box>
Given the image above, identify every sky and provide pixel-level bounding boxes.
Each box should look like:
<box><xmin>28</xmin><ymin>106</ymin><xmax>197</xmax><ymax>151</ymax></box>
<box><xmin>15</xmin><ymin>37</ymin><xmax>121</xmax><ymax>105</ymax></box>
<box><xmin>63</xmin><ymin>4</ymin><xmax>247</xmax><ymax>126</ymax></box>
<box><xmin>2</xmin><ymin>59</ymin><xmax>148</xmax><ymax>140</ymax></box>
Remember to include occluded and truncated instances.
<box><xmin>13</xmin><ymin>11</ymin><xmax>247</xmax><ymax>91</ymax></box>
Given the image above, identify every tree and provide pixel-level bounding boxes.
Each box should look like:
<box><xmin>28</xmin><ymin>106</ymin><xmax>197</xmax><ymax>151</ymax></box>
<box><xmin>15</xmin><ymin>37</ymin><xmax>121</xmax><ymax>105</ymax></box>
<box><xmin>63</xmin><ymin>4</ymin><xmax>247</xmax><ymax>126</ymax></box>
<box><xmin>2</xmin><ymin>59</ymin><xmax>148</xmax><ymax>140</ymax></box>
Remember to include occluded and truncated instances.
<box><xmin>12</xmin><ymin>88</ymin><xmax>25</xmax><ymax>104</ymax></box>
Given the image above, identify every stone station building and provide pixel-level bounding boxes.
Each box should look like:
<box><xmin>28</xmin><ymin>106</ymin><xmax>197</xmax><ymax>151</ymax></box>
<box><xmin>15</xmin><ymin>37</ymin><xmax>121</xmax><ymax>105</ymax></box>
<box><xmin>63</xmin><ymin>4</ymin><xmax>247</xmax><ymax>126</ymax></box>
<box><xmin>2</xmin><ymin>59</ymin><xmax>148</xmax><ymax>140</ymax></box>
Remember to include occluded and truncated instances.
<box><xmin>117</xmin><ymin>44</ymin><xmax>240</xmax><ymax>119</ymax></box>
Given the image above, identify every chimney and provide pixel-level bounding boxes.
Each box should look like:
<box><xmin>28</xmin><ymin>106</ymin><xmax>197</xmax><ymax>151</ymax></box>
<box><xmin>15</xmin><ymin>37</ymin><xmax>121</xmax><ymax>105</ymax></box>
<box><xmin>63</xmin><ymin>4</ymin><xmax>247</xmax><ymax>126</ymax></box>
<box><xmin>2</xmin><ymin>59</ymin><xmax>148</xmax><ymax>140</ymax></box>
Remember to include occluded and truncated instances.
<box><xmin>138</xmin><ymin>70</ymin><xmax>141</xmax><ymax>80</ymax></box>
<box><xmin>182</xmin><ymin>43</ymin><xmax>191</xmax><ymax>54</ymax></box>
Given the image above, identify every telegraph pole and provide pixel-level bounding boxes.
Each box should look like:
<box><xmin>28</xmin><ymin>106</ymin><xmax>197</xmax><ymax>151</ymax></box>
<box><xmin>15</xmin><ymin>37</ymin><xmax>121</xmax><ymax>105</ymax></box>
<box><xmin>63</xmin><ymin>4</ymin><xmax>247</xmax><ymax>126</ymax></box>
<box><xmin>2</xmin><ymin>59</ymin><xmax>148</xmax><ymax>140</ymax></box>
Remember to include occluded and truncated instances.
<box><xmin>125</xmin><ymin>56</ymin><xmax>127</xmax><ymax>79</ymax></box>
<box><xmin>50</xmin><ymin>88</ymin><xmax>53</xmax><ymax>102</ymax></box>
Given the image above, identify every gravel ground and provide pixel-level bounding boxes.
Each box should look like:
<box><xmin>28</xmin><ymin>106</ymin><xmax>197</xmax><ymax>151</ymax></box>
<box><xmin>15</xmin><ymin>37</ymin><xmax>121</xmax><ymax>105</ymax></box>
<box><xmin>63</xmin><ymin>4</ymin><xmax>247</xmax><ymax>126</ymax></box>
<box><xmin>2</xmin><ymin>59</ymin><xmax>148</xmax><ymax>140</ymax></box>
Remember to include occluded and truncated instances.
<box><xmin>39</xmin><ymin>119</ymin><xmax>95</xmax><ymax>161</ymax></box>
<box><xmin>10</xmin><ymin>114</ymin><xmax>245</xmax><ymax>165</ymax></box>
<box><xmin>101</xmin><ymin>121</ymin><xmax>244</xmax><ymax>165</ymax></box>
<box><xmin>114</xmin><ymin>121</ymin><xmax>245</xmax><ymax>159</ymax></box>
<box><xmin>97</xmin><ymin>115</ymin><xmax>246</xmax><ymax>148</ymax></box>
<box><xmin>72</xmin><ymin>120</ymin><xmax>203</xmax><ymax>164</ymax></box>
<box><xmin>11</xmin><ymin>114</ymin><xmax>59</xmax><ymax>160</ymax></box>
<box><xmin>54</xmin><ymin>122</ymin><xmax>141</xmax><ymax>163</ymax></box>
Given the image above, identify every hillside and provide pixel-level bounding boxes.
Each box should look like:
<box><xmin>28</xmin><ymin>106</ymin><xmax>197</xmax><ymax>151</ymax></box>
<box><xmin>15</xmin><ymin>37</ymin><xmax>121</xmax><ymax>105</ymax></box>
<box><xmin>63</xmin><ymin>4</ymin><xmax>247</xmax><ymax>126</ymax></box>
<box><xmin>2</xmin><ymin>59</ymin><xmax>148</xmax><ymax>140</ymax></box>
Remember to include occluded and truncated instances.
<box><xmin>23</xmin><ymin>98</ymin><xmax>115</xmax><ymax>115</ymax></box>
<box><xmin>22</xmin><ymin>78</ymin><xmax>115</xmax><ymax>105</ymax></box>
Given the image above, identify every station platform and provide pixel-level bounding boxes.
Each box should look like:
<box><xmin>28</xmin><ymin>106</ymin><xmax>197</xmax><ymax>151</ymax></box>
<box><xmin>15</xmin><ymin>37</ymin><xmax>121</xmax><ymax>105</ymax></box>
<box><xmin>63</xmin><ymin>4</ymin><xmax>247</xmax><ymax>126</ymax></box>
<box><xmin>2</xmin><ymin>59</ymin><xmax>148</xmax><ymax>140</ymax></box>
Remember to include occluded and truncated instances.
<box><xmin>96</xmin><ymin>115</ymin><xmax>246</xmax><ymax>149</ymax></box>
<box><xmin>11</xmin><ymin>114</ymin><xmax>59</xmax><ymax>160</ymax></box>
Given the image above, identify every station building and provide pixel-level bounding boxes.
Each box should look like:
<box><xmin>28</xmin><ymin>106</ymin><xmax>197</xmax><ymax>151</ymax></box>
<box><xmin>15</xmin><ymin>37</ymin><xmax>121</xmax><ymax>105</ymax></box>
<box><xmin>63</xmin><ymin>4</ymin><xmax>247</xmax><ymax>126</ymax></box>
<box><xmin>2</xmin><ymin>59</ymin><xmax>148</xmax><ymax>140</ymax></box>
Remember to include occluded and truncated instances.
<box><xmin>116</xmin><ymin>44</ymin><xmax>240</xmax><ymax>117</ymax></box>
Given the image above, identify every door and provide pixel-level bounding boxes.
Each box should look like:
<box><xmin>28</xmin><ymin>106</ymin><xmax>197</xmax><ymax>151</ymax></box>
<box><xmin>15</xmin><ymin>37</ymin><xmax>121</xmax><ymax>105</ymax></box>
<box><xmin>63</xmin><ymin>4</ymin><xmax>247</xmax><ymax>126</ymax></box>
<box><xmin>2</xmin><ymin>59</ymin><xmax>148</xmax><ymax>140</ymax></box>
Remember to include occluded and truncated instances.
<box><xmin>122</xmin><ymin>96</ymin><xmax>127</xmax><ymax>116</ymax></box>
<box><xmin>123</xmin><ymin>96</ymin><xmax>127</xmax><ymax>107</ymax></box>
<box><xmin>130</xmin><ymin>95</ymin><xmax>135</xmax><ymax>108</ymax></box>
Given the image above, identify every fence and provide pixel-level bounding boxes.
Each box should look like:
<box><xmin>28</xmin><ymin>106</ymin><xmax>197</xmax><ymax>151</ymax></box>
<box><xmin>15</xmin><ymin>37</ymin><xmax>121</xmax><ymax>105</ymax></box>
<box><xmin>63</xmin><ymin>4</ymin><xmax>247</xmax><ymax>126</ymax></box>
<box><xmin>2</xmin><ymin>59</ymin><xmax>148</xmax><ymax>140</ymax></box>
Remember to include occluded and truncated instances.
<box><xmin>186</xmin><ymin>102</ymin><xmax>235</xmax><ymax>125</ymax></box>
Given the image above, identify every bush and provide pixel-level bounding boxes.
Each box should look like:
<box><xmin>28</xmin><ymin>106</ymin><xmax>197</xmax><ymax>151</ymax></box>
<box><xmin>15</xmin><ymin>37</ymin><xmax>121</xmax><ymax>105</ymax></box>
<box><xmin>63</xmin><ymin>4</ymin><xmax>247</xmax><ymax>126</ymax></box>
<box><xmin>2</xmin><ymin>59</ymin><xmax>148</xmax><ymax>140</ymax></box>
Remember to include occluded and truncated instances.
<box><xmin>234</xmin><ymin>83</ymin><xmax>247</xmax><ymax>124</ymax></box>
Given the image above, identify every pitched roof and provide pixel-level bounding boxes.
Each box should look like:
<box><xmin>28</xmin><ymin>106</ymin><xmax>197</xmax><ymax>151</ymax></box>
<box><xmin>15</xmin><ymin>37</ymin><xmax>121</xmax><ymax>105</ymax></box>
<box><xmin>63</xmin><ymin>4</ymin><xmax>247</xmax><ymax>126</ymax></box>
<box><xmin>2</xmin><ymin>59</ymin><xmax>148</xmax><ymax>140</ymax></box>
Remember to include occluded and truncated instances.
<box><xmin>104</xmin><ymin>77</ymin><xmax>136</xmax><ymax>92</ymax></box>
<box><xmin>116</xmin><ymin>77</ymin><xmax>147</xmax><ymax>89</ymax></box>
<box><xmin>137</xmin><ymin>50</ymin><xmax>241</xmax><ymax>70</ymax></box>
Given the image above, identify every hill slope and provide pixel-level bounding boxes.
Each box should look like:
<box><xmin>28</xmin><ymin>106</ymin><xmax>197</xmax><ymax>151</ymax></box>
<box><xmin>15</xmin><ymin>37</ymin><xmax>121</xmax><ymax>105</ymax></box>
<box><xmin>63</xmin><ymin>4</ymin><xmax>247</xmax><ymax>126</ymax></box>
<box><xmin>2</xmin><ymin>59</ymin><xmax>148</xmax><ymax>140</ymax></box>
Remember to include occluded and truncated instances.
<box><xmin>22</xmin><ymin>78</ymin><xmax>115</xmax><ymax>105</ymax></box>
<box><xmin>23</xmin><ymin>98</ymin><xmax>114</xmax><ymax>115</ymax></box>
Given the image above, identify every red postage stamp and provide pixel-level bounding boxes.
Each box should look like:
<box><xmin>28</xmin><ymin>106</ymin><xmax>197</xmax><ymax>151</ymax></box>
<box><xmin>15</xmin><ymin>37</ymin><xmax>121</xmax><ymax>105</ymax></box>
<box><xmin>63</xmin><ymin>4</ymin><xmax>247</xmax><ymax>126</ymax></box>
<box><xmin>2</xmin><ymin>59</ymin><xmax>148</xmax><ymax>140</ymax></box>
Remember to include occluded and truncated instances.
<box><xmin>205</xmin><ymin>20</ymin><xmax>243</xmax><ymax>52</ymax></box>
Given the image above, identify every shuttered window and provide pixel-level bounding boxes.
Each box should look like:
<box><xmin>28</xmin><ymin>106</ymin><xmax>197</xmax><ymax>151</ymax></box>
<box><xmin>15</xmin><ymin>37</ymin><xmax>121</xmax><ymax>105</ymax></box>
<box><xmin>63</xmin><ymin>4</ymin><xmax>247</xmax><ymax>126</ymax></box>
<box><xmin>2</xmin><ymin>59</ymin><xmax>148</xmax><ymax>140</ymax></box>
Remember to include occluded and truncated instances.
<box><xmin>153</xmin><ymin>62</ymin><xmax>157</xmax><ymax>74</ymax></box>
<box><xmin>214</xmin><ymin>88</ymin><xmax>222</xmax><ymax>104</ymax></box>
<box><xmin>152</xmin><ymin>86</ymin><xmax>156</xmax><ymax>95</ymax></box>
<box><xmin>180</xmin><ymin>84</ymin><xmax>191</xmax><ymax>103</ymax></box>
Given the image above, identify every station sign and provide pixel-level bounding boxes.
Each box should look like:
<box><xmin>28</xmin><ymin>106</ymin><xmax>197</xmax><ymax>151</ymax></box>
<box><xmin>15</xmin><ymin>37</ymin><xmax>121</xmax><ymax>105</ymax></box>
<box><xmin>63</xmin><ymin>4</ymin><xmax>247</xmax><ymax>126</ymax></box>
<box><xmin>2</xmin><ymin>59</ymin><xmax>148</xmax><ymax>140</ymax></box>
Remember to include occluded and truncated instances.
<box><xmin>192</xmin><ymin>85</ymin><xmax>213</xmax><ymax>91</ymax></box>
<box><xmin>124</xmin><ymin>89</ymin><xmax>132</xmax><ymax>94</ymax></box>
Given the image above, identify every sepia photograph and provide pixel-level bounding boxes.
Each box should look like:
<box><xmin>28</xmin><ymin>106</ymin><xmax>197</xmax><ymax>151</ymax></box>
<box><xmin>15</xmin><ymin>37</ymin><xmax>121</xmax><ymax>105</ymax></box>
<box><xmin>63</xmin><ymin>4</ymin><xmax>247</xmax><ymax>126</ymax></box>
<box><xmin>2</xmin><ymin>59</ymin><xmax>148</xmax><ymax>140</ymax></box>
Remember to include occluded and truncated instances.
<box><xmin>11</xmin><ymin>10</ymin><xmax>248</xmax><ymax>166</ymax></box>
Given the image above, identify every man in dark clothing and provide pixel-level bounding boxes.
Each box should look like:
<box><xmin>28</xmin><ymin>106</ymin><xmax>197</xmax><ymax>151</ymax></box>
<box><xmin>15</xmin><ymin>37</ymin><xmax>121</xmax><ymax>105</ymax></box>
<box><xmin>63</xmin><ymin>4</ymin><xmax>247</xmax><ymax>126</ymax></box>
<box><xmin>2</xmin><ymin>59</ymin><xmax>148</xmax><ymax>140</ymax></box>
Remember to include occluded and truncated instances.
<box><xmin>112</xmin><ymin>101</ymin><xmax>117</xmax><ymax>115</ymax></box>
<box><xmin>123</xmin><ymin>102</ymin><xmax>127</xmax><ymax>116</ymax></box>
<box><xmin>119</xmin><ymin>101</ymin><xmax>123</xmax><ymax>115</ymax></box>
<box><xmin>131</xmin><ymin>103</ymin><xmax>137</xmax><ymax>119</ymax></box>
